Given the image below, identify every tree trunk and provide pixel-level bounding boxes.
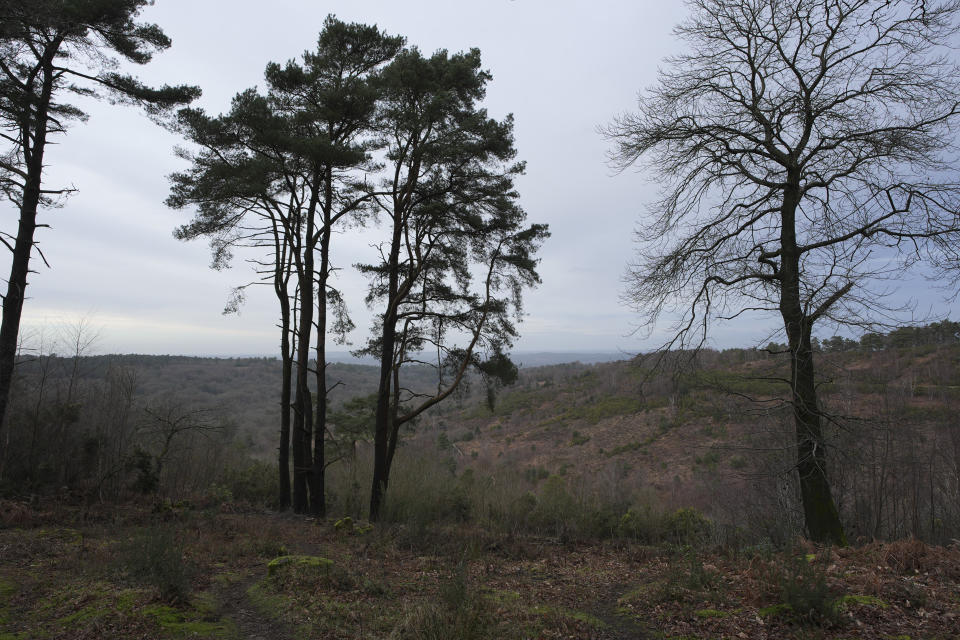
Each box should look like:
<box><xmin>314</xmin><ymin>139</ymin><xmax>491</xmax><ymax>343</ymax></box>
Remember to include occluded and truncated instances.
<box><xmin>786</xmin><ymin>321</ymin><xmax>846</xmax><ymax>545</ymax></box>
<box><xmin>278</xmin><ymin>305</ymin><xmax>292</xmax><ymax>510</ymax></box>
<box><xmin>779</xmin><ymin>179</ymin><xmax>846</xmax><ymax>546</ymax></box>
<box><xmin>369</xmin><ymin>211</ymin><xmax>403</xmax><ymax>522</ymax></box>
<box><xmin>385</xmin><ymin>335</ymin><xmax>404</xmax><ymax>475</ymax></box>
<box><xmin>310</xmin><ymin>295</ymin><xmax>326</xmax><ymax>517</ymax></box>
<box><xmin>272</xmin><ymin>203</ymin><xmax>295</xmax><ymax>510</ymax></box>
<box><xmin>309</xmin><ymin>198</ymin><xmax>332</xmax><ymax>518</ymax></box>
<box><xmin>292</xmin><ymin>185</ymin><xmax>319</xmax><ymax>513</ymax></box>
<box><xmin>0</xmin><ymin>55</ymin><xmax>55</xmax><ymax>445</ymax></box>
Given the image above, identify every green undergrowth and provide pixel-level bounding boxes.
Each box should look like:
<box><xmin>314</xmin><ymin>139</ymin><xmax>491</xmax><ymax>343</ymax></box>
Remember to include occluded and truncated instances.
<box><xmin>555</xmin><ymin>395</ymin><xmax>647</xmax><ymax>424</ymax></box>
<box><xmin>532</xmin><ymin>604</ymin><xmax>608</xmax><ymax>629</ymax></box>
<box><xmin>266</xmin><ymin>554</ymin><xmax>332</xmax><ymax>576</ymax></box>
<box><xmin>838</xmin><ymin>594</ymin><xmax>888</xmax><ymax>609</ymax></box>
<box><xmin>0</xmin><ymin>522</ymin><xmax>250</xmax><ymax>640</ymax></box>
<box><xmin>0</xmin><ymin>504</ymin><xmax>955</xmax><ymax>640</ymax></box>
<box><xmin>116</xmin><ymin>525</ymin><xmax>193</xmax><ymax>603</ymax></box>
<box><xmin>357</xmin><ymin>449</ymin><xmax>718</xmax><ymax>544</ymax></box>
<box><xmin>249</xmin><ymin>554</ymin><xmax>401</xmax><ymax>637</ymax></box>
<box><xmin>774</xmin><ymin>552</ymin><xmax>844</xmax><ymax>626</ymax></box>
<box><xmin>0</xmin><ymin>575</ymin><xmax>199</xmax><ymax>639</ymax></box>
<box><xmin>693</xmin><ymin>608</ymin><xmax>729</xmax><ymax>619</ymax></box>
<box><xmin>394</xmin><ymin>563</ymin><xmax>507</xmax><ymax>640</ymax></box>
<box><xmin>0</xmin><ymin>578</ymin><xmax>15</xmax><ymax>626</ymax></box>
<box><xmin>245</xmin><ymin>581</ymin><xmax>291</xmax><ymax>625</ymax></box>
<box><xmin>142</xmin><ymin>603</ymin><xmax>235</xmax><ymax>638</ymax></box>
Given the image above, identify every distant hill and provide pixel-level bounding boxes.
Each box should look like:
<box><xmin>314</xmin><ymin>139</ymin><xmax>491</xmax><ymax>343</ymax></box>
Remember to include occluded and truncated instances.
<box><xmin>414</xmin><ymin>343</ymin><xmax>960</xmax><ymax>543</ymax></box>
<box><xmin>324</xmin><ymin>350</ymin><xmax>630</xmax><ymax>367</ymax></box>
<box><xmin>510</xmin><ymin>351</ymin><xmax>629</xmax><ymax>367</ymax></box>
<box><xmin>13</xmin><ymin>338</ymin><xmax>959</xmax><ymax>542</ymax></box>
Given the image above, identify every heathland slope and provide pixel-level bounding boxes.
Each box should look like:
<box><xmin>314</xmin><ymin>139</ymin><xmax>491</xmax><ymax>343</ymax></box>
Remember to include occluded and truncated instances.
<box><xmin>10</xmin><ymin>342</ymin><xmax>959</xmax><ymax>543</ymax></box>
<box><xmin>421</xmin><ymin>344</ymin><xmax>960</xmax><ymax>544</ymax></box>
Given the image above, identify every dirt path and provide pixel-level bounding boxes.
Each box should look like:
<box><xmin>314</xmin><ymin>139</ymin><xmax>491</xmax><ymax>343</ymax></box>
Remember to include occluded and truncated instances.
<box><xmin>586</xmin><ymin>583</ymin><xmax>649</xmax><ymax>640</ymax></box>
<box><xmin>213</xmin><ymin>569</ymin><xmax>293</xmax><ymax>640</ymax></box>
<box><xmin>212</xmin><ymin>534</ymin><xmax>329</xmax><ymax>640</ymax></box>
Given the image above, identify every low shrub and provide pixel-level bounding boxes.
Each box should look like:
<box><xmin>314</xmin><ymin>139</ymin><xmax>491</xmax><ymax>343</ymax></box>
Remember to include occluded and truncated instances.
<box><xmin>881</xmin><ymin>538</ymin><xmax>939</xmax><ymax>575</ymax></box>
<box><xmin>523</xmin><ymin>466</ymin><xmax>550</xmax><ymax>484</ymax></box>
<box><xmin>658</xmin><ymin>548</ymin><xmax>720</xmax><ymax>601</ymax></box>
<box><xmin>116</xmin><ymin>526</ymin><xmax>192</xmax><ymax>603</ymax></box>
<box><xmin>664</xmin><ymin>507</ymin><xmax>713</xmax><ymax>545</ymax></box>
<box><xmin>773</xmin><ymin>551</ymin><xmax>843</xmax><ymax>627</ymax></box>
<box><xmin>392</xmin><ymin>562</ymin><xmax>495</xmax><ymax>640</ymax></box>
<box><xmin>216</xmin><ymin>460</ymin><xmax>277</xmax><ymax>506</ymax></box>
<box><xmin>377</xmin><ymin>455</ymin><xmax>473</xmax><ymax>527</ymax></box>
<box><xmin>325</xmin><ymin>443</ymin><xmax>704</xmax><ymax>545</ymax></box>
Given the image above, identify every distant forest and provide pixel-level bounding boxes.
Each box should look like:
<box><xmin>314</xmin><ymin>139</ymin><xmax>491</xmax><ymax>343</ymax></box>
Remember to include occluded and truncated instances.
<box><xmin>2</xmin><ymin>320</ymin><xmax>956</xmax><ymax>505</ymax></box>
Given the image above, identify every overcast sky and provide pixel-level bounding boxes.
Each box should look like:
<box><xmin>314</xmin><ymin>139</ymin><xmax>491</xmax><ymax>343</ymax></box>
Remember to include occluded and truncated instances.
<box><xmin>7</xmin><ymin>1</ymin><xmax>958</xmax><ymax>357</ymax></box>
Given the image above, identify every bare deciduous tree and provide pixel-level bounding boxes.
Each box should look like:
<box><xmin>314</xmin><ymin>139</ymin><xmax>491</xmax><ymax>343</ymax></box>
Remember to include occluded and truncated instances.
<box><xmin>606</xmin><ymin>0</ymin><xmax>960</xmax><ymax>544</ymax></box>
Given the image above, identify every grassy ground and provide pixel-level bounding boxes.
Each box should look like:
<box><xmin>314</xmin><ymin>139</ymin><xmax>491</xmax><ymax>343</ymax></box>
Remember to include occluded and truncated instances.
<box><xmin>0</xmin><ymin>500</ymin><xmax>958</xmax><ymax>640</ymax></box>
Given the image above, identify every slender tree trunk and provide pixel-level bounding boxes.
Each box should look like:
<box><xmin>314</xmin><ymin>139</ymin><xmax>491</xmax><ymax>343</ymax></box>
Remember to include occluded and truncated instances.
<box><xmin>292</xmin><ymin>275</ymin><xmax>315</xmax><ymax>514</ymax></box>
<box><xmin>310</xmin><ymin>296</ymin><xmax>326</xmax><ymax>517</ymax></box>
<box><xmin>786</xmin><ymin>320</ymin><xmax>845</xmax><ymax>545</ymax></box>
<box><xmin>309</xmin><ymin>198</ymin><xmax>332</xmax><ymax>518</ymax></box>
<box><xmin>779</xmin><ymin>179</ymin><xmax>846</xmax><ymax>546</ymax></box>
<box><xmin>369</xmin><ymin>212</ymin><xmax>403</xmax><ymax>522</ymax></box>
<box><xmin>278</xmin><ymin>305</ymin><xmax>292</xmax><ymax>510</ymax></box>
<box><xmin>290</xmin><ymin>285</ymin><xmax>304</xmax><ymax>508</ymax></box>
<box><xmin>272</xmin><ymin>216</ymin><xmax>294</xmax><ymax>509</ymax></box>
<box><xmin>0</xmin><ymin>54</ymin><xmax>55</xmax><ymax>448</ymax></box>
<box><xmin>385</xmin><ymin>328</ymin><xmax>404</xmax><ymax>475</ymax></box>
<box><xmin>292</xmin><ymin>184</ymin><xmax>320</xmax><ymax>513</ymax></box>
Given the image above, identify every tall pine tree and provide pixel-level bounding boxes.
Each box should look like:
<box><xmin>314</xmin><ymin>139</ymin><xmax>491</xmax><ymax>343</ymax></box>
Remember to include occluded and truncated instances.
<box><xmin>361</xmin><ymin>48</ymin><xmax>548</xmax><ymax>520</ymax></box>
<box><xmin>0</xmin><ymin>0</ymin><xmax>198</xmax><ymax>450</ymax></box>
<box><xmin>170</xmin><ymin>17</ymin><xmax>402</xmax><ymax>513</ymax></box>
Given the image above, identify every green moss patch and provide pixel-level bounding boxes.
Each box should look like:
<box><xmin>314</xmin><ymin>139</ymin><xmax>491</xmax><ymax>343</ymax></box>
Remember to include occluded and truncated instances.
<box><xmin>245</xmin><ymin>582</ymin><xmax>285</xmax><ymax>621</ymax></box>
<box><xmin>211</xmin><ymin>571</ymin><xmax>244</xmax><ymax>587</ymax></box>
<box><xmin>56</xmin><ymin>605</ymin><xmax>103</xmax><ymax>626</ymax></box>
<box><xmin>0</xmin><ymin>578</ymin><xmax>16</xmax><ymax>625</ymax></box>
<box><xmin>838</xmin><ymin>594</ymin><xmax>889</xmax><ymax>609</ymax></box>
<box><xmin>758</xmin><ymin>603</ymin><xmax>792</xmax><ymax>619</ymax></box>
<box><xmin>334</xmin><ymin>517</ymin><xmax>374</xmax><ymax>536</ymax></box>
<box><xmin>142</xmin><ymin>604</ymin><xmax>235</xmax><ymax>638</ymax></box>
<box><xmin>266</xmin><ymin>555</ymin><xmax>332</xmax><ymax>577</ymax></box>
<box><xmin>532</xmin><ymin>605</ymin><xmax>607</xmax><ymax>629</ymax></box>
<box><xmin>693</xmin><ymin>608</ymin><xmax>729</xmax><ymax>619</ymax></box>
<box><xmin>618</xmin><ymin>584</ymin><xmax>650</xmax><ymax>604</ymax></box>
<box><xmin>483</xmin><ymin>588</ymin><xmax>521</xmax><ymax>604</ymax></box>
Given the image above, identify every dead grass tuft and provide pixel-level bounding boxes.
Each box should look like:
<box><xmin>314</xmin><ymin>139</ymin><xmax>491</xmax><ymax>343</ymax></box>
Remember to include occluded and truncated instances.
<box><xmin>850</xmin><ymin>538</ymin><xmax>960</xmax><ymax>579</ymax></box>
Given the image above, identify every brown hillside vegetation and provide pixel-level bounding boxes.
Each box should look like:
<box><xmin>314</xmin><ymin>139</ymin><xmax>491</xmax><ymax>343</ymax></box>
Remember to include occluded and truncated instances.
<box><xmin>6</xmin><ymin>342</ymin><xmax>959</xmax><ymax>546</ymax></box>
<box><xmin>422</xmin><ymin>343</ymin><xmax>960</xmax><ymax>546</ymax></box>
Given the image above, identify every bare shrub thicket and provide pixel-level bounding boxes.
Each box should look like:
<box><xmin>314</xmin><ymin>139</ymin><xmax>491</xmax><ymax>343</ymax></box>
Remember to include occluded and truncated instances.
<box><xmin>413</xmin><ymin>337</ymin><xmax>960</xmax><ymax>546</ymax></box>
<box><xmin>826</xmin><ymin>358</ymin><xmax>960</xmax><ymax>544</ymax></box>
<box><xmin>323</xmin><ymin>438</ymin><xmax>711</xmax><ymax>545</ymax></box>
<box><xmin>665</xmin><ymin>343</ymin><xmax>960</xmax><ymax>545</ymax></box>
<box><xmin>1</xmin><ymin>329</ymin><xmax>267</xmax><ymax>502</ymax></box>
